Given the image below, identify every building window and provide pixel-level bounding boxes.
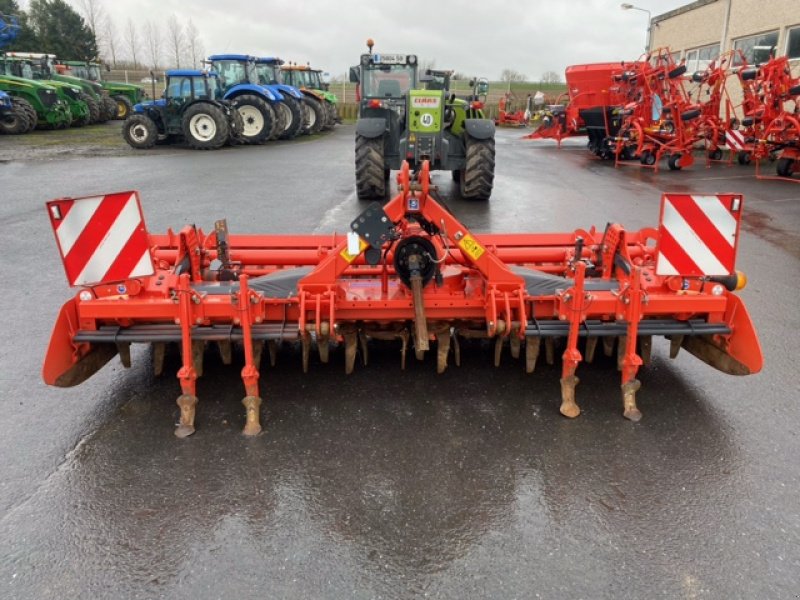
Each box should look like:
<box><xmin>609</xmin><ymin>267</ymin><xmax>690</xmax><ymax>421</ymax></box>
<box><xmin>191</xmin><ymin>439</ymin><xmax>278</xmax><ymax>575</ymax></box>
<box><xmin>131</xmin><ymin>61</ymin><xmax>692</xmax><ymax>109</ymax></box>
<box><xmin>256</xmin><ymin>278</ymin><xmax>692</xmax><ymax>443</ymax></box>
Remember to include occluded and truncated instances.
<box><xmin>733</xmin><ymin>30</ymin><xmax>779</xmax><ymax>65</ymax></box>
<box><xmin>685</xmin><ymin>44</ymin><xmax>720</xmax><ymax>73</ymax></box>
<box><xmin>787</xmin><ymin>27</ymin><xmax>800</xmax><ymax>60</ymax></box>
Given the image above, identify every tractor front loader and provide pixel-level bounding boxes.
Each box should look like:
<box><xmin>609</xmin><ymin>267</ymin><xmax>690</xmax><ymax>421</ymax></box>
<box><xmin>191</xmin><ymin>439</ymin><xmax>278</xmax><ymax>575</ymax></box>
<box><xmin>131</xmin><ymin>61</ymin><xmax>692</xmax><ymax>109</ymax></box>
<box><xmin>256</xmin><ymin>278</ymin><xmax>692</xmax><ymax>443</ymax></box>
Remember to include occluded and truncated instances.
<box><xmin>122</xmin><ymin>69</ymin><xmax>242</xmax><ymax>150</ymax></box>
<box><xmin>351</xmin><ymin>40</ymin><xmax>496</xmax><ymax>201</ymax></box>
<box><xmin>43</xmin><ymin>162</ymin><xmax>762</xmax><ymax>437</ymax></box>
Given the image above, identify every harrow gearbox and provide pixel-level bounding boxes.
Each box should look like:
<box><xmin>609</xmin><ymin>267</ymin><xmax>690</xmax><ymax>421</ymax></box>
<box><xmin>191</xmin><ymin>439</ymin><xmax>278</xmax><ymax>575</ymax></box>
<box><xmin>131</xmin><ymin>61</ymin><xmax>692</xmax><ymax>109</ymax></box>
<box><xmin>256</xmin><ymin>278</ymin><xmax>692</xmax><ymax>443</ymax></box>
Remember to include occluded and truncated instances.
<box><xmin>43</xmin><ymin>162</ymin><xmax>762</xmax><ymax>436</ymax></box>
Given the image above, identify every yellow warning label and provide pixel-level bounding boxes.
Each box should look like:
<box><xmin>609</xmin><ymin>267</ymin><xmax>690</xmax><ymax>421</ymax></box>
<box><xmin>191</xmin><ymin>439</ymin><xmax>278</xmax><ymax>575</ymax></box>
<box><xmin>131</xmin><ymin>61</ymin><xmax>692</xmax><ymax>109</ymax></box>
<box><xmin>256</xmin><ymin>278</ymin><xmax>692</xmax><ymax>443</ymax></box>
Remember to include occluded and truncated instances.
<box><xmin>458</xmin><ymin>234</ymin><xmax>485</xmax><ymax>261</ymax></box>
<box><xmin>340</xmin><ymin>238</ymin><xmax>369</xmax><ymax>263</ymax></box>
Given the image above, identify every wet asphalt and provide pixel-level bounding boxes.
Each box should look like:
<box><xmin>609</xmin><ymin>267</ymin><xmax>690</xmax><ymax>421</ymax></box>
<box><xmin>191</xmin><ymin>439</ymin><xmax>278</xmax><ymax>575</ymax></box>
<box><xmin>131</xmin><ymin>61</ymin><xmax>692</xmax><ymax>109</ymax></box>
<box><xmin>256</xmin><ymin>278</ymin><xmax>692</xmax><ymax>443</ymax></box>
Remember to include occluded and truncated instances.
<box><xmin>0</xmin><ymin>125</ymin><xmax>799</xmax><ymax>599</ymax></box>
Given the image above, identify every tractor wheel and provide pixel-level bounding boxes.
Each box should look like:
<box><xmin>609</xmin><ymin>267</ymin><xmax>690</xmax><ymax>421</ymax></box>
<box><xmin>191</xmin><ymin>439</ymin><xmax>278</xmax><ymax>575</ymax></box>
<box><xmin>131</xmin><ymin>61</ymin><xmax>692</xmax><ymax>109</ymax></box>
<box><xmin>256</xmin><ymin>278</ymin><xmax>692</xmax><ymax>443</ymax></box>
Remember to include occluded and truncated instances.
<box><xmin>80</xmin><ymin>93</ymin><xmax>100</xmax><ymax>124</ymax></box>
<box><xmin>114</xmin><ymin>95</ymin><xmax>134</xmax><ymax>120</ymax></box>
<box><xmin>737</xmin><ymin>151</ymin><xmax>751</xmax><ymax>166</ymax></box>
<box><xmin>227</xmin><ymin>107</ymin><xmax>245</xmax><ymax>146</ymax></box>
<box><xmin>277</xmin><ymin>95</ymin><xmax>304</xmax><ymax>140</ymax></box>
<box><xmin>101</xmin><ymin>96</ymin><xmax>117</xmax><ymax>122</ymax></box>
<box><xmin>303</xmin><ymin>95</ymin><xmax>325</xmax><ymax>135</ymax></box>
<box><xmin>74</xmin><ymin>102</ymin><xmax>92</xmax><ymax>127</ymax></box>
<box><xmin>0</xmin><ymin>105</ymin><xmax>30</xmax><ymax>134</ymax></box>
<box><xmin>667</xmin><ymin>154</ymin><xmax>682</xmax><ymax>171</ymax></box>
<box><xmin>268</xmin><ymin>101</ymin><xmax>286</xmax><ymax>140</ymax></box>
<box><xmin>321</xmin><ymin>101</ymin><xmax>336</xmax><ymax>131</ymax></box>
<box><xmin>355</xmin><ymin>134</ymin><xmax>386</xmax><ymax>200</ymax></box>
<box><xmin>231</xmin><ymin>94</ymin><xmax>273</xmax><ymax>145</ymax></box>
<box><xmin>776</xmin><ymin>157</ymin><xmax>795</xmax><ymax>177</ymax></box>
<box><xmin>12</xmin><ymin>97</ymin><xmax>37</xmax><ymax>131</ymax></box>
<box><xmin>122</xmin><ymin>114</ymin><xmax>158</xmax><ymax>149</ymax></box>
<box><xmin>460</xmin><ymin>135</ymin><xmax>495</xmax><ymax>201</ymax></box>
<box><xmin>182</xmin><ymin>103</ymin><xmax>229</xmax><ymax>150</ymax></box>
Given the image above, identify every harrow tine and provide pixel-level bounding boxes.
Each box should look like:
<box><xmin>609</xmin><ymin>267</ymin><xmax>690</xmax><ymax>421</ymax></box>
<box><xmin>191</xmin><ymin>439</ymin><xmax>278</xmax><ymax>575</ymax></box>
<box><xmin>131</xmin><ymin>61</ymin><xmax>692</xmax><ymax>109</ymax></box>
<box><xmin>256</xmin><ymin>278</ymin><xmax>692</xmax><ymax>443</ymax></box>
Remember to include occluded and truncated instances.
<box><xmin>341</xmin><ymin>324</ymin><xmax>358</xmax><ymax>375</ymax></box>
<box><xmin>400</xmin><ymin>329</ymin><xmax>409</xmax><ymax>370</ymax></box>
<box><xmin>603</xmin><ymin>336</ymin><xmax>615</xmax><ymax>357</ymax></box>
<box><xmin>622</xmin><ymin>379</ymin><xmax>642</xmax><ymax>422</ymax></box>
<box><xmin>452</xmin><ymin>331</ymin><xmax>461</xmax><ymax>367</ymax></box>
<box><xmin>152</xmin><ymin>342</ymin><xmax>166</xmax><ymax>377</ymax></box>
<box><xmin>217</xmin><ymin>341</ymin><xmax>233</xmax><ymax>365</ymax></box>
<box><xmin>560</xmin><ymin>375</ymin><xmax>580</xmax><ymax>418</ymax></box>
<box><xmin>585</xmin><ymin>337</ymin><xmax>598</xmax><ymax>364</ymax></box>
<box><xmin>617</xmin><ymin>336</ymin><xmax>626</xmax><ymax>371</ymax></box>
<box><xmin>175</xmin><ymin>274</ymin><xmax>198</xmax><ymax>438</ymax></box>
<box><xmin>267</xmin><ymin>340</ymin><xmax>278</xmax><ymax>367</ymax></box>
<box><xmin>359</xmin><ymin>331</ymin><xmax>369</xmax><ymax>367</ymax></box>
<box><xmin>253</xmin><ymin>340</ymin><xmax>264</xmax><ymax>371</ymax></box>
<box><xmin>639</xmin><ymin>335</ymin><xmax>652</xmax><ymax>366</ymax></box>
<box><xmin>239</xmin><ymin>275</ymin><xmax>262</xmax><ymax>436</ymax></box>
<box><xmin>545</xmin><ymin>338</ymin><xmax>555</xmax><ymax>365</ymax></box>
<box><xmin>432</xmin><ymin>324</ymin><xmax>451</xmax><ymax>374</ymax></box>
<box><xmin>510</xmin><ymin>325</ymin><xmax>521</xmax><ymax>359</ymax></box>
<box><xmin>317</xmin><ymin>330</ymin><xmax>330</xmax><ymax>364</ymax></box>
<box><xmin>494</xmin><ymin>336</ymin><xmax>503</xmax><ymax>367</ymax></box>
<box><xmin>669</xmin><ymin>335</ymin><xmax>683</xmax><ymax>359</ymax></box>
<box><xmin>191</xmin><ymin>340</ymin><xmax>204</xmax><ymax>378</ymax></box>
<box><xmin>301</xmin><ymin>332</ymin><xmax>311</xmax><ymax>373</ymax></box>
<box><xmin>525</xmin><ymin>336</ymin><xmax>540</xmax><ymax>373</ymax></box>
<box><xmin>117</xmin><ymin>342</ymin><xmax>131</xmax><ymax>368</ymax></box>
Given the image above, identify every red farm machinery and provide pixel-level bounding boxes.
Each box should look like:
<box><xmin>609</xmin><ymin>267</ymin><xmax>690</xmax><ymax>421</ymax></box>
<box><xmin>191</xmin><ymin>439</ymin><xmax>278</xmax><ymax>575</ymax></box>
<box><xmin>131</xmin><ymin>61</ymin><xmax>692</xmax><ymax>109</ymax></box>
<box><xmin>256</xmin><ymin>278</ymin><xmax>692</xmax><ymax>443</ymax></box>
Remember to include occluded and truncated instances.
<box><xmin>495</xmin><ymin>92</ymin><xmax>530</xmax><ymax>127</ymax></box>
<box><xmin>43</xmin><ymin>165</ymin><xmax>762</xmax><ymax>436</ymax></box>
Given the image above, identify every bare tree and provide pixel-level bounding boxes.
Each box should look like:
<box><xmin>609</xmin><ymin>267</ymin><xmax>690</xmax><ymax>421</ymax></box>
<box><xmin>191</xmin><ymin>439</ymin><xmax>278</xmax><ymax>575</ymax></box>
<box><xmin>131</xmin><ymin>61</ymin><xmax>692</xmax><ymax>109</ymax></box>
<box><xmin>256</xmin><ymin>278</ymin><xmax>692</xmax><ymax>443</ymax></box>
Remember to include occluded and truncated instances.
<box><xmin>185</xmin><ymin>19</ymin><xmax>203</xmax><ymax>69</ymax></box>
<box><xmin>500</xmin><ymin>69</ymin><xmax>527</xmax><ymax>83</ymax></box>
<box><xmin>104</xmin><ymin>18</ymin><xmax>118</xmax><ymax>67</ymax></box>
<box><xmin>125</xmin><ymin>18</ymin><xmax>139</xmax><ymax>69</ymax></box>
<box><xmin>143</xmin><ymin>20</ymin><xmax>162</xmax><ymax>71</ymax></box>
<box><xmin>541</xmin><ymin>70</ymin><xmax>562</xmax><ymax>84</ymax></box>
<box><xmin>165</xmin><ymin>14</ymin><xmax>183</xmax><ymax>69</ymax></box>
<box><xmin>77</xmin><ymin>0</ymin><xmax>106</xmax><ymax>56</ymax></box>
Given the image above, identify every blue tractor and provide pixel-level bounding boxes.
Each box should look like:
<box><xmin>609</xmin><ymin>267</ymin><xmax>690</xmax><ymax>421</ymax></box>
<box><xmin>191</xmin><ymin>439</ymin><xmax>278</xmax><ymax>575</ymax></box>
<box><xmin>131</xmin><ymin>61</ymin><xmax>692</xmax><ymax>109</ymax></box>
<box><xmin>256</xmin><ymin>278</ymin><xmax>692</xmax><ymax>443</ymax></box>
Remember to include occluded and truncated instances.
<box><xmin>122</xmin><ymin>69</ymin><xmax>242</xmax><ymax>150</ymax></box>
<box><xmin>253</xmin><ymin>57</ymin><xmax>312</xmax><ymax>137</ymax></box>
<box><xmin>208</xmin><ymin>54</ymin><xmax>305</xmax><ymax>142</ymax></box>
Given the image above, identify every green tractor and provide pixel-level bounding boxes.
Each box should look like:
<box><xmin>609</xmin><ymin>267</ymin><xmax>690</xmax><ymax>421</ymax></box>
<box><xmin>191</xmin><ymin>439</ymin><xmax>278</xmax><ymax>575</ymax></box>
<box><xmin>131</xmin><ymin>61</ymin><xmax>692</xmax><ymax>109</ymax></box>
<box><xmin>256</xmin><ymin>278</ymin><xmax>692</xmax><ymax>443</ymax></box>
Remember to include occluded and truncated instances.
<box><xmin>7</xmin><ymin>52</ymin><xmax>114</xmax><ymax>123</ymax></box>
<box><xmin>350</xmin><ymin>41</ymin><xmax>496</xmax><ymax>201</ymax></box>
<box><xmin>0</xmin><ymin>69</ymin><xmax>72</xmax><ymax>130</ymax></box>
<box><xmin>281</xmin><ymin>62</ymin><xmax>340</xmax><ymax>131</ymax></box>
<box><xmin>58</xmin><ymin>60</ymin><xmax>144</xmax><ymax>120</ymax></box>
<box><xmin>1</xmin><ymin>53</ymin><xmax>89</xmax><ymax>126</ymax></box>
<box><xmin>122</xmin><ymin>69</ymin><xmax>243</xmax><ymax>150</ymax></box>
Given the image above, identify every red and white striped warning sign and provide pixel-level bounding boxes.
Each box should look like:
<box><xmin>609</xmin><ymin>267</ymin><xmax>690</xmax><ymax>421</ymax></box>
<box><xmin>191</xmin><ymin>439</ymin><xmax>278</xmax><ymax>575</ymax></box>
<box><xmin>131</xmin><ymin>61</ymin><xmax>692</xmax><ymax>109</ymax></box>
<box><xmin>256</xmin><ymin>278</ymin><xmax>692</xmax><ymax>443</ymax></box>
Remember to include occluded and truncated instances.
<box><xmin>46</xmin><ymin>191</ymin><xmax>153</xmax><ymax>287</ymax></box>
<box><xmin>656</xmin><ymin>194</ymin><xmax>743</xmax><ymax>277</ymax></box>
<box><xmin>725</xmin><ymin>129</ymin><xmax>745</xmax><ymax>151</ymax></box>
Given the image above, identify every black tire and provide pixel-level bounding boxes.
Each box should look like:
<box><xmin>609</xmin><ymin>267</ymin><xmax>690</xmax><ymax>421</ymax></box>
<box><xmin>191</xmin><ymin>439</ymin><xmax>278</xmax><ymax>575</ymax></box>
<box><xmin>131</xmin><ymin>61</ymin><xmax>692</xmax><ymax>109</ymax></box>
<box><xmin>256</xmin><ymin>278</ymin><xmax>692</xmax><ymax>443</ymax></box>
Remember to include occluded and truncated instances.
<box><xmin>668</xmin><ymin>65</ymin><xmax>687</xmax><ymax>79</ymax></box>
<box><xmin>227</xmin><ymin>107</ymin><xmax>245</xmax><ymax>146</ymax></box>
<box><xmin>322</xmin><ymin>101</ymin><xmax>336</xmax><ymax>130</ymax></box>
<box><xmin>708</xmin><ymin>148</ymin><xmax>723</xmax><ymax>161</ymax></box>
<box><xmin>640</xmin><ymin>150</ymin><xmax>656</xmax><ymax>166</ymax></box>
<box><xmin>12</xmin><ymin>97</ymin><xmax>36</xmax><ymax>131</ymax></box>
<box><xmin>267</xmin><ymin>101</ymin><xmax>285</xmax><ymax>140</ymax></box>
<box><xmin>681</xmin><ymin>108</ymin><xmax>701</xmax><ymax>121</ymax></box>
<box><xmin>114</xmin><ymin>95</ymin><xmax>133</xmax><ymax>120</ymax></box>
<box><xmin>460</xmin><ymin>135</ymin><xmax>495</xmax><ymax>200</ymax></box>
<box><xmin>182</xmin><ymin>102</ymin><xmax>229</xmax><ymax>150</ymax></box>
<box><xmin>691</xmin><ymin>71</ymin><xmax>706</xmax><ymax>83</ymax></box>
<box><xmin>80</xmin><ymin>93</ymin><xmax>100</xmax><ymax>124</ymax></box>
<box><xmin>776</xmin><ymin>157</ymin><xmax>795</xmax><ymax>177</ymax></box>
<box><xmin>0</xmin><ymin>106</ymin><xmax>30</xmax><ymax>134</ymax></box>
<box><xmin>789</xmin><ymin>85</ymin><xmax>800</xmax><ymax>97</ymax></box>
<box><xmin>451</xmin><ymin>169</ymin><xmax>460</xmax><ymax>181</ymax></box>
<box><xmin>355</xmin><ymin>134</ymin><xmax>386</xmax><ymax>200</ymax></box>
<box><xmin>737</xmin><ymin>151</ymin><xmax>751</xmax><ymax>166</ymax></box>
<box><xmin>277</xmin><ymin>95</ymin><xmax>304</xmax><ymax>140</ymax></box>
<box><xmin>73</xmin><ymin>102</ymin><xmax>92</xmax><ymax>127</ymax></box>
<box><xmin>101</xmin><ymin>96</ymin><xmax>117</xmax><ymax>121</ymax></box>
<box><xmin>303</xmin><ymin>95</ymin><xmax>325</xmax><ymax>135</ymax></box>
<box><xmin>740</xmin><ymin>68</ymin><xmax>758</xmax><ymax>81</ymax></box>
<box><xmin>667</xmin><ymin>154</ymin><xmax>682</xmax><ymax>171</ymax></box>
<box><xmin>231</xmin><ymin>94</ymin><xmax>274</xmax><ymax>145</ymax></box>
<box><xmin>122</xmin><ymin>114</ymin><xmax>158</xmax><ymax>149</ymax></box>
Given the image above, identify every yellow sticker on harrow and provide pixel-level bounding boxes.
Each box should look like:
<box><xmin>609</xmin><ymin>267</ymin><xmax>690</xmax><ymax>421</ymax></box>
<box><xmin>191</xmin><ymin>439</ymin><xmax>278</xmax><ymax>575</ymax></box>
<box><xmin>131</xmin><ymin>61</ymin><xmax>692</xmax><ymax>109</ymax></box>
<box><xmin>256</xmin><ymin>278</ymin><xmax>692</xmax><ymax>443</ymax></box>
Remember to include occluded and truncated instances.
<box><xmin>458</xmin><ymin>234</ymin><xmax>485</xmax><ymax>261</ymax></box>
<box><xmin>340</xmin><ymin>238</ymin><xmax>369</xmax><ymax>263</ymax></box>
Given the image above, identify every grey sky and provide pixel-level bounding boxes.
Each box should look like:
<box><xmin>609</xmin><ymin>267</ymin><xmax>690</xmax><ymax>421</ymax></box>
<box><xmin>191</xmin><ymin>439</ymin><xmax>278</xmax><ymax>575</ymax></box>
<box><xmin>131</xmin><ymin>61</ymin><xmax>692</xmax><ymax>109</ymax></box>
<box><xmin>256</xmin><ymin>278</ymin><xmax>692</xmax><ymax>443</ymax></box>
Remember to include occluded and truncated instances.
<box><xmin>57</xmin><ymin>0</ymin><xmax>689</xmax><ymax>79</ymax></box>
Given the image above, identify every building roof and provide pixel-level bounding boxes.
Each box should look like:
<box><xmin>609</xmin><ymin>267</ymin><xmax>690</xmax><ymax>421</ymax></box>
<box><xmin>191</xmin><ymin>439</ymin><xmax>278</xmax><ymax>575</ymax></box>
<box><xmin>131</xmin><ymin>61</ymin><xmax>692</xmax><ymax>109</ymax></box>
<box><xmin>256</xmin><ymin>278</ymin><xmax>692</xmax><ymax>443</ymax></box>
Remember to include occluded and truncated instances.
<box><xmin>653</xmin><ymin>0</ymin><xmax>719</xmax><ymax>24</ymax></box>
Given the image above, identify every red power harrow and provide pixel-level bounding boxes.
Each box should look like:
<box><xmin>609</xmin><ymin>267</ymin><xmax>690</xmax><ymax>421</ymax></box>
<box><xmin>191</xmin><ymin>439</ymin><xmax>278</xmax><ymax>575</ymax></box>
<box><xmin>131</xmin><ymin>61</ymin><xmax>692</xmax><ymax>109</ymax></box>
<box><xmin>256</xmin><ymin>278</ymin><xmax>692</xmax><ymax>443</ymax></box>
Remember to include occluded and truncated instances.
<box><xmin>43</xmin><ymin>163</ymin><xmax>763</xmax><ymax>436</ymax></box>
<box><xmin>495</xmin><ymin>92</ymin><xmax>530</xmax><ymax>128</ymax></box>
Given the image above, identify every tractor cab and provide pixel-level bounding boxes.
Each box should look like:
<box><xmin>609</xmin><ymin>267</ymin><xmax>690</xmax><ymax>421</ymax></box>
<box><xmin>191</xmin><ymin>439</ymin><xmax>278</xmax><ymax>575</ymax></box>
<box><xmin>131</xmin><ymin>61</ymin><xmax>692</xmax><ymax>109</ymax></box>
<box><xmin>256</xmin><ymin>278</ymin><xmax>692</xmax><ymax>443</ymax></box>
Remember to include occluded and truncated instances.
<box><xmin>423</xmin><ymin>69</ymin><xmax>452</xmax><ymax>92</ymax></box>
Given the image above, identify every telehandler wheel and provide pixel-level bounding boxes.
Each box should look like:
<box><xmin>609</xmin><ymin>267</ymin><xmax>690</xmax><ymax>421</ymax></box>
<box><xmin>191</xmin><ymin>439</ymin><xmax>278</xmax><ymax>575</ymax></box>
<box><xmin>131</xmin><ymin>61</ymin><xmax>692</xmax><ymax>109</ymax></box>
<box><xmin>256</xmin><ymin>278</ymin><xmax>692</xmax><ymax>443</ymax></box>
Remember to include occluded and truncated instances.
<box><xmin>80</xmin><ymin>93</ymin><xmax>100</xmax><ymax>124</ymax></box>
<box><xmin>459</xmin><ymin>135</ymin><xmax>495</xmax><ymax>201</ymax></box>
<box><xmin>232</xmin><ymin>94</ymin><xmax>274</xmax><ymax>144</ymax></box>
<box><xmin>114</xmin><ymin>95</ymin><xmax>133</xmax><ymax>120</ymax></box>
<box><xmin>0</xmin><ymin>105</ymin><xmax>30</xmax><ymax>134</ymax></box>
<box><xmin>13</xmin><ymin>97</ymin><xmax>37</xmax><ymax>130</ymax></box>
<box><xmin>303</xmin><ymin>96</ymin><xmax>325</xmax><ymax>135</ymax></box>
<box><xmin>122</xmin><ymin>114</ymin><xmax>158</xmax><ymax>149</ymax></box>
<box><xmin>101</xmin><ymin>96</ymin><xmax>117</xmax><ymax>122</ymax></box>
<box><xmin>182</xmin><ymin>103</ymin><xmax>229</xmax><ymax>150</ymax></box>
<box><xmin>277</xmin><ymin>96</ymin><xmax>304</xmax><ymax>140</ymax></box>
<box><xmin>355</xmin><ymin>134</ymin><xmax>386</xmax><ymax>200</ymax></box>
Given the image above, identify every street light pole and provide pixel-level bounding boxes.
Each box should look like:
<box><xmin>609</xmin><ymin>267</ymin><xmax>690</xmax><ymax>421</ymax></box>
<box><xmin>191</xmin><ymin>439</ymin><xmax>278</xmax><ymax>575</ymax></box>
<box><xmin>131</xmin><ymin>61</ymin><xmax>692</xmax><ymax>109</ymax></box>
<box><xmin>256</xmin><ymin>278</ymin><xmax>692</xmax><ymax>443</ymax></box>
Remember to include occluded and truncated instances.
<box><xmin>621</xmin><ymin>3</ymin><xmax>652</xmax><ymax>53</ymax></box>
